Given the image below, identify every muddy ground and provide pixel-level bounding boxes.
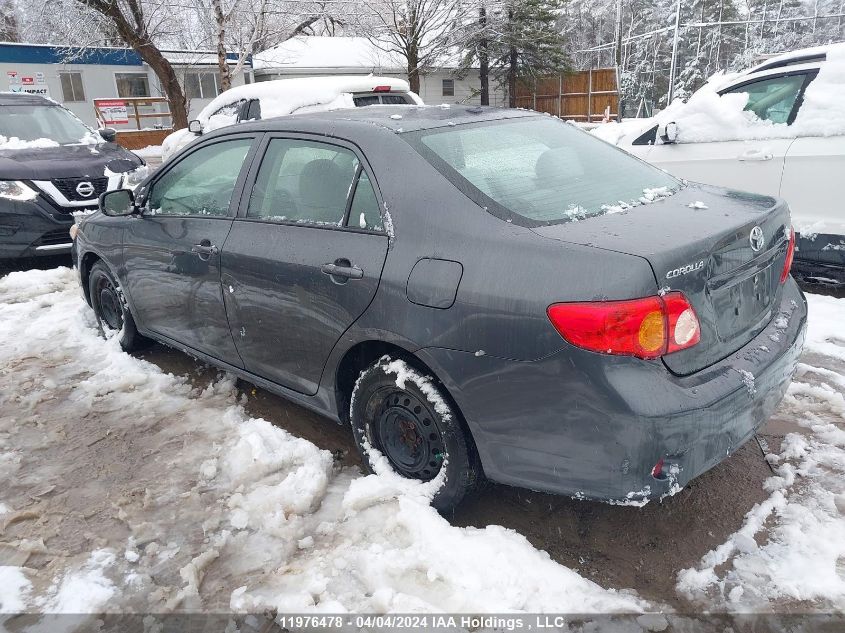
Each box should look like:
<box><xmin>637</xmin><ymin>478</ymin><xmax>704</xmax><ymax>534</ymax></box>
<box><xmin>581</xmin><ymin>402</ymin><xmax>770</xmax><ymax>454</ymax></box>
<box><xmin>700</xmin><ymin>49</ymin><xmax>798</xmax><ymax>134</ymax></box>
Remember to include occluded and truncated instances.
<box><xmin>1</xmin><ymin>254</ymin><xmax>841</xmax><ymax>610</ymax></box>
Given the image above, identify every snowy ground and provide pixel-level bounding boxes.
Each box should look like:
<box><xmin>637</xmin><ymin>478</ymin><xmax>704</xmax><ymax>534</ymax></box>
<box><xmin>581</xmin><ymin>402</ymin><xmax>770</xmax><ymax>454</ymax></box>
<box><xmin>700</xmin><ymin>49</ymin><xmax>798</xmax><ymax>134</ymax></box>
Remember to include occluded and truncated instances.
<box><xmin>0</xmin><ymin>267</ymin><xmax>843</xmax><ymax>631</ymax></box>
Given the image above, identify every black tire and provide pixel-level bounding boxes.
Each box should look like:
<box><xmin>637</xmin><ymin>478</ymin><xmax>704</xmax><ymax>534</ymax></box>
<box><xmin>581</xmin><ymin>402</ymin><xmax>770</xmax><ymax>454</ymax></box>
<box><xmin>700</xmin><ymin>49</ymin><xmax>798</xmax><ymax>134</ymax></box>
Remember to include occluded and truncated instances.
<box><xmin>350</xmin><ymin>356</ymin><xmax>480</xmax><ymax>513</ymax></box>
<box><xmin>88</xmin><ymin>261</ymin><xmax>147</xmax><ymax>352</ymax></box>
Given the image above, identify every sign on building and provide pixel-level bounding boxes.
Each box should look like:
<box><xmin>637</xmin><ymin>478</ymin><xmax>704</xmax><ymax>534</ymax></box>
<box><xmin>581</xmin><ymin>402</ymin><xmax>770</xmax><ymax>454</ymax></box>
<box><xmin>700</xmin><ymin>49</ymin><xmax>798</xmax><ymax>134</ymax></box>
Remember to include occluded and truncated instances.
<box><xmin>96</xmin><ymin>99</ymin><xmax>130</xmax><ymax>125</ymax></box>
<box><xmin>6</xmin><ymin>70</ymin><xmax>50</xmax><ymax>97</ymax></box>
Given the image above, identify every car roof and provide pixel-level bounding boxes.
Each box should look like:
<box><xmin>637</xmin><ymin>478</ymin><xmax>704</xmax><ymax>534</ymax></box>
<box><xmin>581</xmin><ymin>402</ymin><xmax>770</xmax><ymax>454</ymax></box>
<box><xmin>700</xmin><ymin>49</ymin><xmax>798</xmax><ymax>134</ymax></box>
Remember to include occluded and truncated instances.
<box><xmin>232</xmin><ymin>105</ymin><xmax>539</xmax><ymax>136</ymax></box>
<box><xmin>743</xmin><ymin>42</ymin><xmax>845</xmax><ymax>76</ymax></box>
<box><xmin>0</xmin><ymin>92</ymin><xmax>55</xmax><ymax>107</ymax></box>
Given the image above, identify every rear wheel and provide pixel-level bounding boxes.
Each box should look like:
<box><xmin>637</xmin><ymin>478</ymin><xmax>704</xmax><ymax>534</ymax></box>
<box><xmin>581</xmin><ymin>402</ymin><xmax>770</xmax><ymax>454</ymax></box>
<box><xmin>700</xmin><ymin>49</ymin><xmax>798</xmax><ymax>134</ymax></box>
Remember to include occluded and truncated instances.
<box><xmin>88</xmin><ymin>261</ymin><xmax>147</xmax><ymax>352</ymax></box>
<box><xmin>350</xmin><ymin>356</ymin><xmax>479</xmax><ymax>513</ymax></box>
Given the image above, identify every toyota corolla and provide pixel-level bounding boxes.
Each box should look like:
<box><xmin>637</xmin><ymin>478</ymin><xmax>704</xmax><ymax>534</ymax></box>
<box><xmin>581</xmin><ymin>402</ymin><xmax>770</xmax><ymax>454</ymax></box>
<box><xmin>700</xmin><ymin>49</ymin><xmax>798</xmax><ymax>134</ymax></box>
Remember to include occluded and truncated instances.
<box><xmin>72</xmin><ymin>106</ymin><xmax>807</xmax><ymax>511</ymax></box>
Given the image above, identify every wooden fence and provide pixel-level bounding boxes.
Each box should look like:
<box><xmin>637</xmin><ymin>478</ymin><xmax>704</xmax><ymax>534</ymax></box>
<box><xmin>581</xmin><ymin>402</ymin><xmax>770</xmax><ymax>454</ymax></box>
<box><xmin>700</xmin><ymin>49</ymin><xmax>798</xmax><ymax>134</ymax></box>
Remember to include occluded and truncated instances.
<box><xmin>515</xmin><ymin>68</ymin><xmax>619</xmax><ymax>122</ymax></box>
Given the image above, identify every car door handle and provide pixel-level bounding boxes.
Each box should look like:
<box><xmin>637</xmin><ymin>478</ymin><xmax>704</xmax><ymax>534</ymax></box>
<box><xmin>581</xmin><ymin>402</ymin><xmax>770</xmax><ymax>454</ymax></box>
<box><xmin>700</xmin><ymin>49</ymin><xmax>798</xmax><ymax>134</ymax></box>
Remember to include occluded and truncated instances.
<box><xmin>321</xmin><ymin>262</ymin><xmax>363</xmax><ymax>280</ymax></box>
<box><xmin>738</xmin><ymin>149</ymin><xmax>773</xmax><ymax>161</ymax></box>
<box><xmin>191</xmin><ymin>243</ymin><xmax>219</xmax><ymax>259</ymax></box>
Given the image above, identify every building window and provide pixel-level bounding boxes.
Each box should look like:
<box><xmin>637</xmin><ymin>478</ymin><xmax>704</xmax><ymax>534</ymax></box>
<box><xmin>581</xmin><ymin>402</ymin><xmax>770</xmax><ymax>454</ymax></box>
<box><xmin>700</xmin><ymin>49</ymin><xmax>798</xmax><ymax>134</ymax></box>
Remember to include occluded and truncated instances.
<box><xmin>442</xmin><ymin>78</ymin><xmax>455</xmax><ymax>97</ymax></box>
<box><xmin>59</xmin><ymin>72</ymin><xmax>85</xmax><ymax>102</ymax></box>
<box><xmin>115</xmin><ymin>73</ymin><xmax>151</xmax><ymax>98</ymax></box>
<box><xmin>184</xmin><ymin>72</ymin><xmax>219</xmax><ymax>100</ymax></box>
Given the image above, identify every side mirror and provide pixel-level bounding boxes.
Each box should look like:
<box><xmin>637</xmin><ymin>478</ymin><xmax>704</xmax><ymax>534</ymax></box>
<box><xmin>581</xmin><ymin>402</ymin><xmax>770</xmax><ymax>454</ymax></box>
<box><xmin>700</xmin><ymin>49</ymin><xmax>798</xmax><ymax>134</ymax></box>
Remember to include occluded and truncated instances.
<box><xmin>99</xmin><ymin>189</ymin><xmax>136</xmax><ymax>217</ymax></box>
<box><xmin>659</xmin><ymin>121</ymin><xmax>679</xmax><ymax>144</ymax></box>
<box><xmin>99</xmin><ymin>128</ymin><xmax>117</xmax><ymax>142</ymax></box>
<box><xmin>188</xmin><ymin>120</ymin><xmax>203</xmax><ymax>134</ymax></box>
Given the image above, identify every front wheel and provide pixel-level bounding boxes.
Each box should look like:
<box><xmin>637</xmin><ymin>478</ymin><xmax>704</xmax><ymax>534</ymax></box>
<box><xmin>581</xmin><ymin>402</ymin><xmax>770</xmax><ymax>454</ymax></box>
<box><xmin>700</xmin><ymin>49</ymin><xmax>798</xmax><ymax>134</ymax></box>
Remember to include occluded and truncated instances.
<box><xmin>350</xmin><ymin>356</ymin><xmax>480</xmax><ymax>512</ymax></box>
<box><xmin>88</xmin><ymin>261</ymin><xmax>147</xmax><ymax>352</ymax></box>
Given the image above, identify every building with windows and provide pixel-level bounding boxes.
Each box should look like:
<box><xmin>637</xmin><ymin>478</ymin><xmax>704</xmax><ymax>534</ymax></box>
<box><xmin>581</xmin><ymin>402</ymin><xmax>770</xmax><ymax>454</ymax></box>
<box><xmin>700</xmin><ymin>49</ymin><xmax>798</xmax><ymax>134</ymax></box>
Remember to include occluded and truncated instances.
<box><xmin>0</xmin><ymin>42</ymin><xmax>252</xmax><ymax>128</ymax></box>
<box><xmin>253</xmin><ymin>36</ymin><xmax>506</xmax><ymax>107</ymax></box>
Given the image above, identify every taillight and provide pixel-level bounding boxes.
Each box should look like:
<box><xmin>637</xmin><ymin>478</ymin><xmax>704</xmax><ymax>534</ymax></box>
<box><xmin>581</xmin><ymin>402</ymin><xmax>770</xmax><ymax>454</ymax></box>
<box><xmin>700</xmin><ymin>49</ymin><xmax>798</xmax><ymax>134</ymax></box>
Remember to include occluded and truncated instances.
<box><xmin>780</xmin><ymin>226</ymin><xmax>795</xmax><ymax>284</ymax></box>
<box><xmin>373</xmin><ymin>85</ymin><xmax>392</xmax><ymax>92</ymax></box>
<box><xmin>547</xmin><ymin>292</ymin><xmax>701</xmax><ymax>359</ymax></box>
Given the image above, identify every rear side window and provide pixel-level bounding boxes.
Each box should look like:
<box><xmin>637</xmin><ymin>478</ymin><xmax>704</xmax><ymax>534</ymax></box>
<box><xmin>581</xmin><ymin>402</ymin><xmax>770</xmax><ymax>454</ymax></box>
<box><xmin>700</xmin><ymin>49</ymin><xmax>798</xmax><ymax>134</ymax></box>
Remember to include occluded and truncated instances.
<box><xmin>248</xmin><ymin>139</ymin><xmax>360</xmax><ymax>225</ymax></box>
<box><xmin>349</xmin><ymin>171</ymin><xmax>383</xmax><ymax>230</ymax></box>
<box><xmin>147</xmin><ymin>138</ymin><xmax>252</xmax><ymax>216</ymax></box>
<box><xmin>722</xmin><ymin>74</ymin><xmax>808</xmax><ymax>124</ymax></box>
<box><xmin>404</xmin><ymin>117</ymin><xmax>679</xmax><ymax>226</ymax></box>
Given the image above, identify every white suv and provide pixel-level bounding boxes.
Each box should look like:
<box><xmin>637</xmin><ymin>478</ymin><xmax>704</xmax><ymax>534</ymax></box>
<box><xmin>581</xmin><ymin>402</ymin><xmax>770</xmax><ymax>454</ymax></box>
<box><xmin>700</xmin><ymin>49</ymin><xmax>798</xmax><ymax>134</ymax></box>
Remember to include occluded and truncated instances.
<box><xmin>162</xmin><ymin>76</ymin><xmax>423</xmax><ymax>162</ymax></box>
<box><xmin>597</xmin><ymin>43</ymin><xmax>845</xmax><ymax>283</ymax></box>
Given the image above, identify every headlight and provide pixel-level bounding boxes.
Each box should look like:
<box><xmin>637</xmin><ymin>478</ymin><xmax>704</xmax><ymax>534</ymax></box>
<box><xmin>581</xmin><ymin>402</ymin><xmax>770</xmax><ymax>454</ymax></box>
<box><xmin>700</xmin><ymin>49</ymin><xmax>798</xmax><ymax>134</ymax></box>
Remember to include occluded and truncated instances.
<box><xmin>0</xmin><ymin>180</ymin><xmax>38</xmax><ymax>201</ymax></box>
<box><xmin>122</xmin><ymin>165</ymin><xmax>149</xmax><ymax>189</ymax></box>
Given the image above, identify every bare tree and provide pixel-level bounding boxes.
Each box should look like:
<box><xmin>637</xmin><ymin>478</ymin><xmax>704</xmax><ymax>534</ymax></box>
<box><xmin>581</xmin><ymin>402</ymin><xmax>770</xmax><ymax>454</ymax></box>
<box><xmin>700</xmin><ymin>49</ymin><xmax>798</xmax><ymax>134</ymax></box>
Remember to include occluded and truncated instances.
<box><xmin>360</xmin><ymin>0</ymin><xmax>471</xmax><ymax>93</ymax></box>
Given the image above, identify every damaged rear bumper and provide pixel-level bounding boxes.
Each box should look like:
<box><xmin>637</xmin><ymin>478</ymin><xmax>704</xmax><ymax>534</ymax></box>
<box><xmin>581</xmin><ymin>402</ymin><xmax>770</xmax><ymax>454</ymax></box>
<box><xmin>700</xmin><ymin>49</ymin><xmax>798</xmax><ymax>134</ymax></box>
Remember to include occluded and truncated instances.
<box><xmin>418</xmin><ymin>278</ymin><xmax>808</xmax><ymax>504</ymax></box>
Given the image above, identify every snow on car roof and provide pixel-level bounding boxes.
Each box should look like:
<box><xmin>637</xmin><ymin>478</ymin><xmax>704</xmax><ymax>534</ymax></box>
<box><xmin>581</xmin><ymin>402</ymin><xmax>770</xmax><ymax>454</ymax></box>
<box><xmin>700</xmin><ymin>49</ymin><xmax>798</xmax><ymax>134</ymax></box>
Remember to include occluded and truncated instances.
<box><xmin>197</xmin><ymin>75</ymin><xmax>417</xmax><ymax>124</ymax></box>
<box><xmin>745</xmin><ymin>41</ymin><xmax>845</xmax><ymax>76</ymax></box>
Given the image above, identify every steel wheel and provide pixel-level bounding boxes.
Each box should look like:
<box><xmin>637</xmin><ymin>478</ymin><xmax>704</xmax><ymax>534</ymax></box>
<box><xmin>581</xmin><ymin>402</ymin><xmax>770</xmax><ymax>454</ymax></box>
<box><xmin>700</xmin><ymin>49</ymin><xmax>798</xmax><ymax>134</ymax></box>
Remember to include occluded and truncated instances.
<box><xmin>369</xmin><ymin>387</ymin><xmax>445</xmax><ymax>481</ymax></box>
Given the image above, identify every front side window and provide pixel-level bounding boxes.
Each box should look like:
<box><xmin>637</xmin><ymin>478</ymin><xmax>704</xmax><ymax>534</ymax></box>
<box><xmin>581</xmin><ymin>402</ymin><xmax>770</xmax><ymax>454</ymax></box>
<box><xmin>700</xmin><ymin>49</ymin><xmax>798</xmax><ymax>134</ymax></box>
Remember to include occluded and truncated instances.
<box><xmin>248</xmin><ymin>138</ymin><xmax>361</xmax><ymax>226</ymax></box>
<box><xmin>59</xmin><ymin>72</ymin><xmax>85</xmax><ymax>102</ymax></box>
<box><xmin>405</xmin><ymin>117</ymin><xmax>679</xmax><ymax>226</ymax></box>
<box><xmin>147</xmin><ymin>138</ymin><xmax>252</xmax><ymax>217</ymax></box>
<box><xmin>116</xmin><ymin>73</ymin><xmax>151</xmax><ymax>98</ymax></box>
<box><xmin>722</xmin><ymin>74</ymin><xmax>808</xmax><ymax>124</ymax></box>
<box><xmin>0</xmin><ymin>105</ymin><xmax>93</xmax><ymax>145</ymax></box>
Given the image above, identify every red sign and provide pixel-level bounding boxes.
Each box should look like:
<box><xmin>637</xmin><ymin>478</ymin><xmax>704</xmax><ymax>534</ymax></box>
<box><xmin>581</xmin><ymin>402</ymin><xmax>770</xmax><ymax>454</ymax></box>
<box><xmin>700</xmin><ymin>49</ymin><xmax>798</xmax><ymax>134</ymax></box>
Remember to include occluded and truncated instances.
<box><xmin>21</xmin><ymin>76</ymin><xmax>34</xmax><ymax>85</ymax></box>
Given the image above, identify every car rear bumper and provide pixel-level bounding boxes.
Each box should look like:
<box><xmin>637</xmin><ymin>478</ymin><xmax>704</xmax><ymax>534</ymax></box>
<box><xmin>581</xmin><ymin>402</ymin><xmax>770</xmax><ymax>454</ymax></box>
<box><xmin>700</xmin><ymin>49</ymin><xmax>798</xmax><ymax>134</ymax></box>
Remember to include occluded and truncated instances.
<box><xmin>793</xmin><ymin>231</ymin><xmax>845</xmax><ymax>284</ymax></box>
<box><xmin>418</xmin><ymin>278</ymin><xmax>808</xmax><ymax>504</ymax></box>
<box><xmin>0</xmin><ymin>196</ymin><xmax>78</xmax><ymax>258</ymax></box>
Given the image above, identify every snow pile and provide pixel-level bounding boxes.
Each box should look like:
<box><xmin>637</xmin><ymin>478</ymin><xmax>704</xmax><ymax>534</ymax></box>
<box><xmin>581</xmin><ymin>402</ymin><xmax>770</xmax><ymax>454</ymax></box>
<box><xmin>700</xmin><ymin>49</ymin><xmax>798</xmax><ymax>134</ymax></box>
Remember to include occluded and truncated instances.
<box><xmin>676</xmin><ymin>294</ymin><xmax>845</xmax><ymax>610</ymax></box>
<box><xmin>0</xmin><ymin>267</ymin><xmax>649</xmax><ymax>619</ymax></box>
<box><xmin>0</xmin><ymin>136</ymin><xmax>59</xmax><ymax>150</ymax></box>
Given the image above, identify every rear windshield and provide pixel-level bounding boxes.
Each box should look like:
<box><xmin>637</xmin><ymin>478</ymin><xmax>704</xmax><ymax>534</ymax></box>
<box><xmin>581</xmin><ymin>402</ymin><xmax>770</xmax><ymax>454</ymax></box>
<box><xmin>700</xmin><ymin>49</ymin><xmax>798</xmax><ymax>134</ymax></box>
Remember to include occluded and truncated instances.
<box><xmin>404</xmin><ymin>116</ymin><xmax>681</xmax><ymax>226</ymax></box>
<box><xmin>0</xmin><ymin>104</ymin><xmax>94</xmax><ymax>146</ymax></box>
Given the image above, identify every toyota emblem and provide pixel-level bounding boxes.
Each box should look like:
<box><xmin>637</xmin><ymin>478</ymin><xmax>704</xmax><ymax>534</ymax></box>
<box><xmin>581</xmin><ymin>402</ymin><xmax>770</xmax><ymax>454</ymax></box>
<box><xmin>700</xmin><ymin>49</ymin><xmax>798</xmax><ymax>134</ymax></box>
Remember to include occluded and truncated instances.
<box><xmin>749</xmin><ymin>226</ymin><xmax>765</xmax><ymax>252</ymax></box>
<box><xmin>75</xmin><ymin>181</ymin><xmax>95</xmax><ymax>198</ymax></box>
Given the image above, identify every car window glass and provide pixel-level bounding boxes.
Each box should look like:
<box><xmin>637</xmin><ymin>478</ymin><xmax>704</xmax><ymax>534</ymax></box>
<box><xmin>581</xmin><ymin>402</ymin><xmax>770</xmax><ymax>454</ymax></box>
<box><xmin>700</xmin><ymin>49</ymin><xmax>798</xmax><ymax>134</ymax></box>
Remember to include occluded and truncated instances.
<box><xmin>406</xmin><ymin>117</ymin><xmax>679</xmax><ymax>225</ymax></box>
<box><xmin>206</xmin><ymin>100</ymin><xmax>245</xmax><ymax>130</ymax></box>
<box><xmin>147</xmin><ymin>138</ymin><xmax>252</xmax><ymax>217</ymax></box>
<box><xmin>348</xmin><ymin>171</ymin><xmax>382</xmax><ymax>230</ymax></box>
<box><xmin>723</xmin><ymin>74</ymin><xmax>806</xmax><ymax>124</ymax></box>
<box><xmin>248</xmin><ymin>138</ymin><xmax>360</xmax><ymax>225</ymax></box>
<box><xmin>353</xmin><ymin>95</ymin><xmax>380</xmax><ymax>107</ymax></box>
<box><xmin>245</xmin><ymin>99</ymin><xmax>261</xmax><ymax>121</ymax></box>
<box><xmin>380</xmin><ymin>95</ymin><xmax>412</xmax><ymax>104</ymax></box>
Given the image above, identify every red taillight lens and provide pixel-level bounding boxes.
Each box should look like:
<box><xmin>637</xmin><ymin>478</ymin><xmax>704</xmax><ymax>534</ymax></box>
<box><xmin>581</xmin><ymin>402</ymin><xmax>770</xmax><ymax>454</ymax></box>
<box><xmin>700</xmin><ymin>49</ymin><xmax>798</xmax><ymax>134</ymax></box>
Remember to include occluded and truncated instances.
<box><xmin>373</xmin><ymin>85</ymin><xmax>392</xmax><ymax>92</ymax></box>
<box><xmin>780</xmin><ymin>226</ymin><xmax>795</xmax><ymax>284</ymax></box>
<box><xmin>547</xmin><ymin>292</ymin><xmax>700</xmax><ymax>359</ymax></box>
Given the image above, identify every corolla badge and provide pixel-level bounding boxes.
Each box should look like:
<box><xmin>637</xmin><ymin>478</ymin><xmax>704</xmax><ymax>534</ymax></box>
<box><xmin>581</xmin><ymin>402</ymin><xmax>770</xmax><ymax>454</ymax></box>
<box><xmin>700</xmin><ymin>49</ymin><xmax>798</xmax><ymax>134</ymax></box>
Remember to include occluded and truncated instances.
<box><xmin>75</xmin><ymin>181</ymin><xmax>95</xmax><ymax>198</ymax></box>
<box><xmin>749</xmin><ymin>226</ymin><xmax>765</xmax><ymax>252</ymax></box>
<box><xmin>666</xmin><ymin>260</ymin><xmax>705</xmax><ymax>279</ymax></box>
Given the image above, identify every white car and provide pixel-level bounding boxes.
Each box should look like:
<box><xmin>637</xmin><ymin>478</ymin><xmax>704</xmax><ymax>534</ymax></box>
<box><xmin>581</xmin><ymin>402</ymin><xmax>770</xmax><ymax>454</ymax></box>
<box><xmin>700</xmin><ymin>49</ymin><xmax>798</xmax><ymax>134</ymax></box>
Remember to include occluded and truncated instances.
<box><xmin>595</xmin><ymin>43</ymin><xmax>845</xmax><ymax>283</ymax></box>
<box><xmin>161</xmin><ymin>76</ymin><xmax>423</xmax><ymax>162</ymax></box>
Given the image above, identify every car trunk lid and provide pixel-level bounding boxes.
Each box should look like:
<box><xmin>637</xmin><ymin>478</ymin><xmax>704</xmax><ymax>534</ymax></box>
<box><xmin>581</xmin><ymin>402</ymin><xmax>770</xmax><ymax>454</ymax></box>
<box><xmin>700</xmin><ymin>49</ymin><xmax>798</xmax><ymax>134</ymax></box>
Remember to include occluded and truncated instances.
<box><xmin>531</xmin><ymin>184</ymin><xmax>792</xmax><ymax>375</ymax></box>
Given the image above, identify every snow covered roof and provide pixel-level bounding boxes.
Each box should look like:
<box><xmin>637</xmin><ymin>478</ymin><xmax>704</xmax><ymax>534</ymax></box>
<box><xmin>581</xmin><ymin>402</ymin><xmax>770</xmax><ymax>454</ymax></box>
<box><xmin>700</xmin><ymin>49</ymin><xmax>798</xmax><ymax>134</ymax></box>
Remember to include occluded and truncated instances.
<box><xmin>254</xmin><ymin>36</ymin><xmax>463</xmax><ymax>72</ymax></box>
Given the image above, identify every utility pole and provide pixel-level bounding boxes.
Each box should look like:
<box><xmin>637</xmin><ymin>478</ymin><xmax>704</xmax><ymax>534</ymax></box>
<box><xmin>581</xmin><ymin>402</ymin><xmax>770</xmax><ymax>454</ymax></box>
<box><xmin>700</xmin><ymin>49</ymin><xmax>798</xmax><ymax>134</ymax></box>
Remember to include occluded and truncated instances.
<box><xmin>667</xmin><ymin>0</ymin><xmax>683</xmax><ymax>104</ymax></box>
<box><xmin>614</xmin><ymin>0</ymin><xmax>623</xmax><ymax>67</ymax></box>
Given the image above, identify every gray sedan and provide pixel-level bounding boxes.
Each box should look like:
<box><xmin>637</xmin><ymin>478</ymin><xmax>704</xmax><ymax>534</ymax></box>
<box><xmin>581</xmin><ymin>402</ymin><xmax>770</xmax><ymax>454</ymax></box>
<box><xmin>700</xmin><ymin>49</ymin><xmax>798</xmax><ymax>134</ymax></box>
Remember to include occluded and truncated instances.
<box><xmin>74</xmin><ymin>106</ymin><xmax>807</xmax><ymax>511</ymax></box>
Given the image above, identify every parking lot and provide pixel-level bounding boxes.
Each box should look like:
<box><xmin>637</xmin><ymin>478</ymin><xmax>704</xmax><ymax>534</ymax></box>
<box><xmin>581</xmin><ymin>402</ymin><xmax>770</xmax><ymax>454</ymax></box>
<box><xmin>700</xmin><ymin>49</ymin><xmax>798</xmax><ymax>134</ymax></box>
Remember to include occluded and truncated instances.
<box><xmin>2</xmin><ymin>255</ymin><xmax>843</xmax><ymax>623</ymax></box>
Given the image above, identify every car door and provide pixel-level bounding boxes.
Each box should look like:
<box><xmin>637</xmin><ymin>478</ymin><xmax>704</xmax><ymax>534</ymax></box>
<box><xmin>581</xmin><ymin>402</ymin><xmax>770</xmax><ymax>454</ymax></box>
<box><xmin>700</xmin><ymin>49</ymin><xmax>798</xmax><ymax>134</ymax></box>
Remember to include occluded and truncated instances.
<box><xmin>645</xmin><ymin>73</ymin><xmax>812</xmax><ymax>195</ymax></box>
<box><xmin>123</xmin><ymin>135</ymin><xmax>257</xmax><ymax>366</ymax></box>
<box><xmin>221</xmin><ymin>135</ymin><xmax>389</xmax><ymax>395</ymax></box>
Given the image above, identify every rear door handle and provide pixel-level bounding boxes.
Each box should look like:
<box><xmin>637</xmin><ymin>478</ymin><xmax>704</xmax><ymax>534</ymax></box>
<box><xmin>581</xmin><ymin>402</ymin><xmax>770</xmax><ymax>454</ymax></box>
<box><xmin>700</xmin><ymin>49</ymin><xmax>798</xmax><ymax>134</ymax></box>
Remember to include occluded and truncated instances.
<box><xmin>191</xmin><ymin>243</ymin><xmax>219</xmax><ymax>260</ymax></box>
<box><xmin>321</xmin><ymin>262</ymin><xmax>363</xmax><ymax>280</ymax></box>
<box><xmin>738</xmin><ymin>149</ymin><xmax>773</xmax><ymax>161</ymax></box>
